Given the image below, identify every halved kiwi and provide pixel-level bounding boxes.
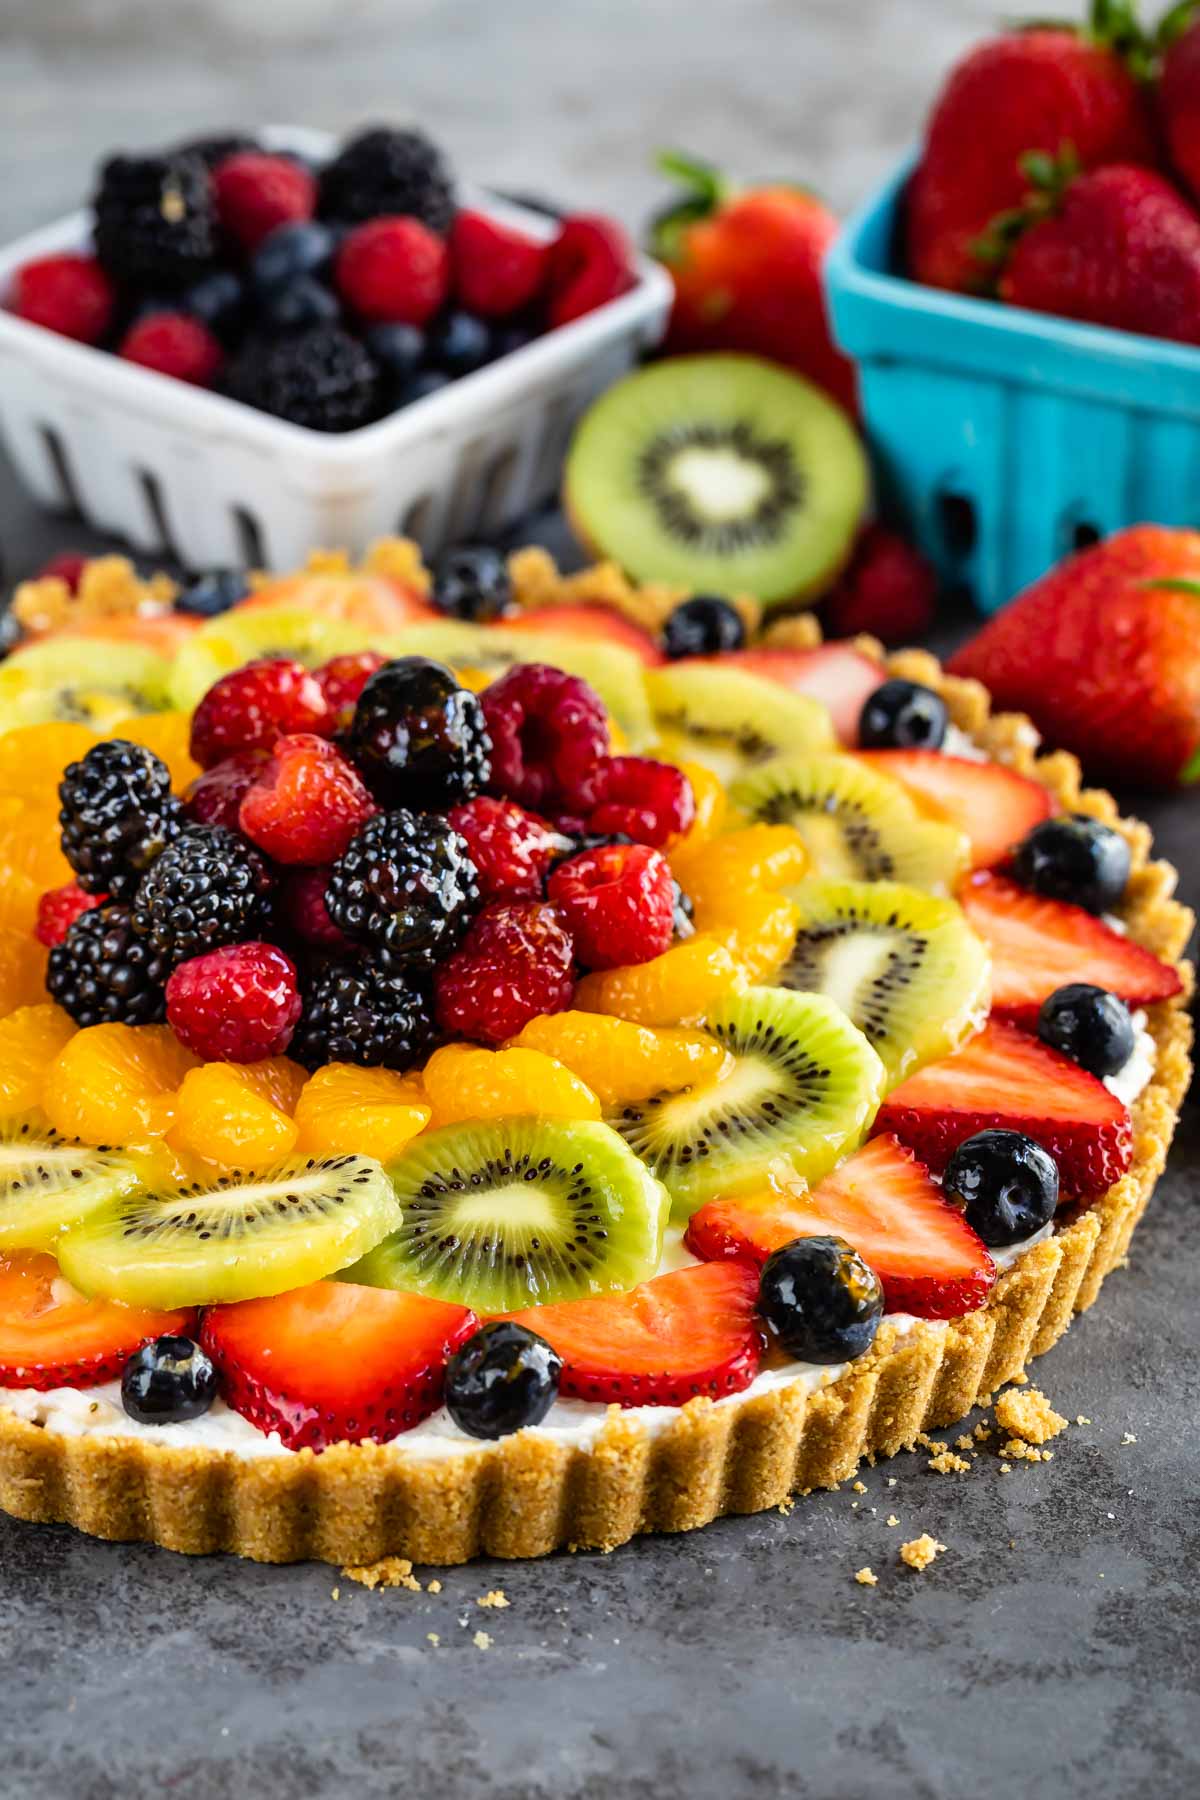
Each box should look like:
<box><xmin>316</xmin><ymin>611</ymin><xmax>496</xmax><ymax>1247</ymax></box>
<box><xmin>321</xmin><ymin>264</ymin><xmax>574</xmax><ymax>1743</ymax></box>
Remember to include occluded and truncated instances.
<box><xmin>0</xmin><ymin>1114</ymin><xmax>141</xmax><ymax>1251</ymax></box>
<box><xmin>732</xmin><ymin>753</ymin><xmax>970</xmax><ymax>893</ymax></box>
<box><xmin>168</xmin><ymin>606</ymin><xmax>376</xmax><ymax>709</ymax></box>
<box><xmin>0</xmin><ymin>640</ymin><xmax>172</xmax><ymax>735</ymax></box>
<box><xmin>778</xmin><ymin>878</ymin><xmax>991</xmax><ymax>1087</ymax></box>
<box><xmin>610</xmin><ymin>985</ymin><xmax>884</xmax><ymax>1219</ymax></box>
<box><xmin>647</xmin><ymin>663</ymin><xmax>834</xmax><ymax>784</ymax></box>
<box><xmin>55</xmin><ymin>1153</ymin><xmax>399</xmax><ymax>1308</ymax></box>
<box><xmin>563</xmin><ymin>355</ymin><xmax>868</xmax><ymax>606</ymax></box>
<box><xmin>345</xmin><ymin>1117</ymin><xmax>668</xmax><ymax>1311</ymax></box>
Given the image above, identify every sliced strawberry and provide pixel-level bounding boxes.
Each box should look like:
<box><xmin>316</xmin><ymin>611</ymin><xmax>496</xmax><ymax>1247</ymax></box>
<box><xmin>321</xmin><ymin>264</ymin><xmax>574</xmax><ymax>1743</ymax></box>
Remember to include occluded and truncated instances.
<box><xmin>859</xmin><ymin>751</ymin><xmax>1054</xmax><ymax>868</ymax></box>
<box><xmin>684</xmin><ymin>1136</ymin><xmax>994</xmax><ymax>1321</ymax></box>
<box><xmin>692</xmin><ymin>644</ymin><xmax>885</xmax><ymax>744</ymax></box>
<box><xmin>235</xmin><ymin>572</ymin><xmax>439</xmax><ymax>633</ymax></box>
<box><xmin>0</xmin><ymin>1252</ymin><xmax>194</xmax><ymax>1390</ymax></box>
<box><xmin>200</xmin><ymin>1281</ymin><xmax>477</xmax><ymax>1451</ymax></box>
<box><xmin>506</xmin><ymin>1262</ymin><xmax>763</xmax><ymax>1406</ymax></box>
<box><xmin>877</xmin><ymin>1019</ymin><xmax>1133</xmax><ymax>1196</ymax></box>
<box><xmin>501</xmin><ymin>604</ymin><xmax>665</xmax><ymax>666</ymax></box>
<box><xmin>959</xmin><ymin>871</ymin><xmax>1182</xmax><ymax>1025</ymax></box>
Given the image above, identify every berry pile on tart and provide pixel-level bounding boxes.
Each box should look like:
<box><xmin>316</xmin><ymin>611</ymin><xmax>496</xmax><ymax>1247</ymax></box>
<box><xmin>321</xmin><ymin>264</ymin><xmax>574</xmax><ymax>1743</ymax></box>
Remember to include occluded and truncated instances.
<box><xmin>0</xmin><ymin>547</ymin><xmax>1189</xmax><ymax>1566</ymax></box>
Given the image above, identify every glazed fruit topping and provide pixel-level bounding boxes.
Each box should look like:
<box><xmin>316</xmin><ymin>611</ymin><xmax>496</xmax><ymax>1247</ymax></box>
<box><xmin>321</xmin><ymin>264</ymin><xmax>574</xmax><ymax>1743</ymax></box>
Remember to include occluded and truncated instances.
<box><xmin>121</xmin><ymin>1333</ymin><xmax>219</xmax><ymax>1425</ymax></box>
<box><xmin>324</xmin><ymin>808</ymin><xmax>480</xmax><ymax>967</ymax></box>
<box><xmin>131</xmin><ymin>824</ymin><xmax>273</xmax><ymax>963</ymax></box>
<box><xmin>446</xmin><ymin>795</ymin><xmax>568</xmax><ymax>901</ymax></box>
<box><xmin>662</xmin><ymin>594</ymin><xmax>746</xmax><ymax>659</ymax></box>
<box><xmin>1011</xmin><ymin>814</ymin><xmax>1132</xmax><ymax>915</ymax></box>
<box><xmin>942</xmin><ymin>1129</ymin><xmax>1059</xmax><ymax>1249</ymax></box>
<box><xmin>47</xmin><ymin>902</ymin><xmax>171</xmax><ymax>1028</ymax></box>
<box><xmin>432</xmin><ymin>544</ymin><xmax>514</xmax><ymax>622</ymax></box>
<box><xmin>758</xmin><ymin>1235</ymin><xmax>884</xmax><ymax>1364</ymax></box>
<box><xmin>59</xmin><ymin>738</ymin><xmax>183</xmax><ymax>898</ymax></box>
<box><xmin>444</xmin><ymin>1318</ymin><xmax>562</xmax><ymax>1439</ymax></box>
<box><xmin>857</xmin><ymin>677</ymin><xmax>948</xmax><ymax>751</ymax></box>
<box><xmin>0</xmin><ymin>1251</ymin><xmax>194</xmax><ymax>1391</ymax></box>
<box><xmin>312</xmin><ymin>650</ymin><xmax>387</xmax><ymax>732</ymax></box>
<box><xmin>276</xmin><ymin>866</ymin><xmax>354</xmax><ymax>950</ymax></box>
<box><xmin>188</xmin><ymin>656</ymin><xmax>331</xmax><ymax>768</ymax></box>
<box><xmin>35</xmin><ymin>881</ymin><xmax>104</xmax><ymax>948</ymax></box>
<box><xmin>547</xmin><ymin>842</ymin><xmax>675</xmax><ymax>969</ymax></box>
<box><xmin>290</xmin><ymin>959</ymin><xmax>436</xmax><ymax>1072</ymax></box>
<box><xmin>165</xmin><ymin>941</ymin><xmax>302</xmax><ymax>1063</ymax></box>
<box><xmin>434</xmin><ymin>899</ymin><xmax>575</xmax><ymax>1044</ymax></box>
<box><xmin>480</xmin><ymin>662</ymin><xmax>609</xmax><ymax>813</ymax></box>
<box><xmin>1036</xmin><ymin>982</ymin><xmax>1135</xmax><ymax>1079</ymax></box>
<box><xmin>183</xmin><ymin>748</ymin><xmax>269</xmax><ymax>829</ymax></box>
<box><xmin>856</xmin><ymin>750</ymin><xmax>1054</xmax><ymax>869</ymax></box>
<box><xmin>238</xmin><ymin>733</ymin><xmax>377</xmax><ymax>865</ymax></box>
<box><xmin>345</xmin><ymin>656</ymin><xmax>492</xmax><ymax>809</ymax></box>
<box><xmin>579</xmin><ymin>755</ymin><xmax>695</xmax><ymax>848</ymax></box>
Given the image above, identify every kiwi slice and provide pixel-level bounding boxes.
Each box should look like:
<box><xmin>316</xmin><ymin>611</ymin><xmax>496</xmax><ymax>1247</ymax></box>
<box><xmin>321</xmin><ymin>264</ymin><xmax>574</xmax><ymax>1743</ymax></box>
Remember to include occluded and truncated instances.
<box><xmin>345</xmin><ymin>1117</ymin><xmax>668</xmax><ymax>1311</ymax></box>
<box><xmin>647</xmin><ymin>663</ymin><xmax>834</xmax><ymax>784</ymax></box>
<box><xmin>778</xmin><ymin>878</ymin><xmax>991</xmax><ymax>1087</ymax></box>
<box><xmin>732</xmin><ymin>753</ymin><xmax>970</xmax><ymax>893</ymax></box>
<box><xmin>0</xmin><ymin>640</ymin><xmax>171</xmax><ymax>735</ymax></box>
<box><xmin>0</xmin><ymin>1114</ymin><xmax>141</xmax><ymax>1251</ymax></box>
<box><xmin>563</xmin><ymin>355</ymin><xmax>868</xmax><ymax>606</ymax></box>
<box><xmin>610</xmin><ymin>985</ymin><xmax>885</xmax><ymax>1219</ymax></box>
<box><xmin>55</xmin><ymin>1153</ymin><xmax>399</xmax><ymax>1309</ymax></box>
<box><xmin>168</xmin><ymin>606</ymin><xmax>377</xmax><ymax>709</ymax></box>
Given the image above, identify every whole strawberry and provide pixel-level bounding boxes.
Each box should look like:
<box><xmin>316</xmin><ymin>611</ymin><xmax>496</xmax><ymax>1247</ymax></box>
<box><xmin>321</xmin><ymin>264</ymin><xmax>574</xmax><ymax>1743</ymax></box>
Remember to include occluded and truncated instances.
<box><xmin>906</xmin><ymin>4</ymin><xmax>1155</xmax><ymax>294</ymax></box>
<box><xmin>1160</xmin><ymin>2</ymin><xmax>1200</xmax><ymax>204</ymax></box>
<box><xmin>947</xmin><ymin>526</ymin><xmax>1200</xmax><ymax>787</ymax></box>
<box><xmin>995</xmin><ymin>160</ymin><xmax>1200</xmax><ymax>345</ymax></box>
<box><xmin>650</xmin><ymin>154</ymin><xmax>855</xmax><ymax>412</ymax></box>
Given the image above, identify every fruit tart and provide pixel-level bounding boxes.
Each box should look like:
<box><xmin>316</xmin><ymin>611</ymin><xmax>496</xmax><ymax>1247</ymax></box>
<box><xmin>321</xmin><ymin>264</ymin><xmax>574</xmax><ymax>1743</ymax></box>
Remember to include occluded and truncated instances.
<box><xmin>0</xmin><ymin>550</ymin><xmax>1190</xmax><ymax>1566</ymax></box>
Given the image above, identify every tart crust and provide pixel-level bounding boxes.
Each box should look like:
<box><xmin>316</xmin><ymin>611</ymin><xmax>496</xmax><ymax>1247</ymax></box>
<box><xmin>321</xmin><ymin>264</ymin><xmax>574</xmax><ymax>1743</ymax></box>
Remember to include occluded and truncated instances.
<box><xmin>0</xmin><ymin>633</ymin><xmax>1192</xmax><ymax>1565</ymax></box>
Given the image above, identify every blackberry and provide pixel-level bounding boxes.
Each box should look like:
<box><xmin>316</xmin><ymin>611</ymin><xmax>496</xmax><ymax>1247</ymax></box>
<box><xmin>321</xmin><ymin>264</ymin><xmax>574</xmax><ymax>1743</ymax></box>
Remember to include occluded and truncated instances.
<box><xmin>47</xmin><ymin>903</ymin><xmax>170</xmax><ymax>1027</ymax></box>
<box><xmin>346</xmin><ymin>656</ymin><xmax>492</xmax><ymax>808</ymax></box>
<box><xmin>326</xmin><ymin>809</ymin><xmax>479</xmax><ymax>968</ymax></box>
<box><xmin>93</xmin><ymin>153</ymin><xmax>219</xmax><ymax>291</ymax></box>
<box><xmin>131</xmin><ymin>825</ymin><xmax>273</xmax><ymax>963</ymax></box>
<box><xmin>224</xmin><ymin>325</ymin><xmax>380</xmax><ymax>431</ymax></box>
<box><xmin>174</xmin><ymin>132</ymin><xmax>258</xmax><ymax>168</ymax></box>
<box><xmin>433</xmin><ymin>545</ymin><xmax>513</xmax><ymax>622</ymax></box>
<box><xmin>318</xmin><ymin>127</ymin><xmax>455</xmax><ymax>233</ymax></box>
<box><xmin>291</xmin><ymin>958</ymin><xmax>437</xmax><ymax>1071</ymax></box>
<box><xmin>58</xmin><ymin>739</ymin><xmax>183</xmax><ymax>899</ymax></box>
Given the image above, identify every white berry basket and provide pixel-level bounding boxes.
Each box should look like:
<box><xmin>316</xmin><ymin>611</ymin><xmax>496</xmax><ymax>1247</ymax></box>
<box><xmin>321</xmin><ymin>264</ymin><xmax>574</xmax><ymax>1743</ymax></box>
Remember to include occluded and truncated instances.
<box><xmin>0</xmin><ymin>126</ymin><xmax>672</xmax><ymax>571</ymax></box>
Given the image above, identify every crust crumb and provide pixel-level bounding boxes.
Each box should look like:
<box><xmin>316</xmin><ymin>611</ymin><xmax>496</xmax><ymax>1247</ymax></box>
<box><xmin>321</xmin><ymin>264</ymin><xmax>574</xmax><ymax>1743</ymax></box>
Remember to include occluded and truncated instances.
<box><xmin>854</xmin><ymin>1566</ymin><xmax>878</xmax><ymax>1587</ymax></box>
<box><xmin>427</xmin><ymin>1632</ymin><xmax>440</xmax><ymax>1647</ymax></box>
<box><xmin>900</xmin><ymin>1534</ymin><xmax>946</xmax><ymax>1572</ymax></box>
<box><xmin>472</xmin><ymin>1629</ymin><xmax>493</xmax><ymax>1650</ymax></box>
<box><xmin>955</xmin><ymin>1435</ymin><xmax>974</xmax><ymax>1452</ymax></box>
<box><xmin>994</xmin><ymin>1386</ymin><xmax>1067</xmax><ymax>1446</ymax></box>
<box><xmin>477</xmin><ymin>1590</ymin><xmax>509</xmax><ymax>1609</ymax></box>
<box><xmin>928</xmin><ymin>1450</ymin><xmax>971</xmax><ymax>1474</ymax></box>
<box><xmin>427</xmin><ymin>1578</ymin><xmax>442</xmax><ymax>1593</ymax></box>
<box><xmin>886</xmin><ymin>1477</ymin><xmax>897</xmax><ymax>1487</ymax></box>
<box><xmin>330</xmin><ymin>1586</ymin><xmax>340</xmax><ymax>1601</ymax></box>
<box><xmin>973</xmin><ymin>1423</ymin><xmax>993</xmax><ymax>1442</ymax></box>
<box><xmin>1000</xmin><ymin>1438</ymin><xmax>1053</xmax><ymax>1462</ymax></box>
<box><xmin>1011</xmin><ymin>1370</ymin><xmax>1028</xmax><ymax>1384</ymax></box>
<box><xmin>1076</xmin><ymin>1415</ymin><xmax>1092</xmax><ymax>1427</ymax></box>
<box><xmin>851</xmin><ymin>1480</ymin><xmax>867</xmax><ymax>1494</ymax></box>
<box><xmin>341</xmin><ymin>1556</ymin><xmax>422</xmax><ymax>1592</ymax></box>
<box><xmin>1122</xmin><ymin>1431</ymin><xmax>1138</xmax><ymax>1445</ymax></box>
<box><xmin>886</xmin><ymin>1514</ymin><xmax>900</xmax><ymax>1527</ymax></box>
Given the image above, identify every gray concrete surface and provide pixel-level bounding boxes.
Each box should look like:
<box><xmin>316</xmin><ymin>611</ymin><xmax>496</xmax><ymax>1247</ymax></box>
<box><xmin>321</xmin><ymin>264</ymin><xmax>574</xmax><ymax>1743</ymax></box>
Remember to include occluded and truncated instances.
<box><xmin>1</xmin><ymin>5</ymin><xmax>1197</xmax><ymax>1796</ymax></box>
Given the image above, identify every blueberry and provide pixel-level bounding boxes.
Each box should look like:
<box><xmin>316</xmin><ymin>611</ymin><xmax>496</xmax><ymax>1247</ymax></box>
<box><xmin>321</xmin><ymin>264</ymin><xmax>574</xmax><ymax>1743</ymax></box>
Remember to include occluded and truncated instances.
<box><xmin>1011</xmin><ymin>814</ymin><xmax>1131</xmax><ymax>915</ymax></box>
<box><xmin>1037</xmin><ymin>983</ymin><xmax>1134</xmax><ymax>1078</ymax></box>
<box><xmin>488</xmin><ymin>319</ymin><xmax>538</xmax><ymax>360</ymax></box>
<box><xmin>858</xmin><ymin>677</ymin><xmax>948</xmax><ymax>750</ymax></box>
<box><xmin>672</xmin><ymin>878</ymin><xmax>695</xmax><ymax>939</ymax></box>
<box><xmin>428</xmin><ymin>309</ymin><xmax>491</xmax><ymax>376</ymax></box>
<box><xmin>444</xmin><ymin>1319</ymin><xmax>562</xmax><ymax>1439</ymax></box>
<box><xmin>662</xmin><ymin>595</ymin><xmax>747</xmax><ymax>659</ymax></box>
<box><xmin>251</xmin><ymin>221</ymin><xmax>336</xmax><ymax>295</ymax></box>
<box><xmin>400</xmin><ymin>368</ymin><xmax>453</xmax><ymax>406</ymax></box>
<box><xmin>0</xmin><ymin>607</ymin><xmax>23</xmax><ymax>659</ymax></box>
<box><xmin>175</xmin><ymin>567</ymin><xmax>249</xmax><ymax>617</ymax></box>
<box><xmin>260</xmin><ymin>275</ymin><xmax>341</xmax><ymax>332</ymax></box>
<box><xmin>433</xmin><ymin>544</ymin><xmax>513</xmax><ymax>622</ymax></box>
<box><xmin>758</xmin><ymin>1235</ymin><xmax>884</xmax><ymax>1364</ymax></box>
<box><xmin>182</xmin><ymin>269</ymin><xmax>246</xmax><ymax>341</ymax></box>
<box><xmin>121</xmin><ymin>1334</ymin><xmax>218</xmax><ymax>1425</ymax></box>
<box><xmin>943</xmin><ymin>1129</ymin><xmax>1059</xmax><ymax>1248</ymax></box>
<box><xmin>365</xmin><ymin>322</ymin><xmax>427</xmax><ymax>382</ymax></box>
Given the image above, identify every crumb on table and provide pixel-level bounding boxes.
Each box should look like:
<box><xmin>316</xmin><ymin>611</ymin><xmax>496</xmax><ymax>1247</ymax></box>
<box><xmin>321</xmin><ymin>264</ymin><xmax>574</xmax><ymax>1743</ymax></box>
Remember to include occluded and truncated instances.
<box><xmin>473</xmin><ymin>1630</ymin><xmax>493</xmax><ymax>1650</ymax></box>
<box><xmin>994</xmin><ymin>1386</ymin><xmax>1067</xmax><ymax>1446</ymax></box>
<box><xmin>477</xmin><ymin>1590</ymin><xmax>510</xmax><ymax>1609</ymax></box>
<box><xmin>854</xmin><ymin>1566</ymin><xmax>878</xmax><ymax>1587</ymax></box>
<box><xmin>928</xmin><ymin>1449</ymin><xmax>972</xmax><ymax>1474</ymax></box>
<box><xmin>341</xmin><ymin>1556</ymin><xmax>422</xmax><ymax>1592</ymax></box>
<box><xmin>900</xmin><ymin>1534</ymin><xmax>946</xmax><ymax>1572</ymax></box>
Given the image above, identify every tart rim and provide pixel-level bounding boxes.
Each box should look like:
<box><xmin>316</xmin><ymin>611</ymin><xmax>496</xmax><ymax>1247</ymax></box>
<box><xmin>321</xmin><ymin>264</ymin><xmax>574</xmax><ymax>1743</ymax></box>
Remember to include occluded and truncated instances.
<box><xmin>0</xmin><ymin>631</ymin><xmax>1192</xmax><ymax>1566</ymax></box>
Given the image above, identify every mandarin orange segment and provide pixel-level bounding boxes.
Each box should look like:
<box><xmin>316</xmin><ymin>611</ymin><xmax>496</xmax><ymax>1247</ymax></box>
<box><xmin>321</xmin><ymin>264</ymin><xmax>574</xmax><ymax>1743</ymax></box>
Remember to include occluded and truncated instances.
<box><xmin>574</xmin><ymin>934</ymin><xmax>746</xmax><ymax>1027</ymax></box>
<box><xmin>43</xmin><ymin>1023</ymin><xmax>198</xmax><ymax>1146</ymax></box>
<box><xmin>0</xmin><ymin>721</ymin><xmax>100</xmax><ymax>806</ymax></box>
<box><xmin>0</xmin><ymin>1003</ymin><xmax>77</xmax><ymax>1117</ymax></box>
<box><xmin>117</xmin><ymin>711</ymin><xmax>202</xmax><ymax>792</ymax></box>
<box><xmin>170</xmin><ymin>1063</ymin><xmax>299</xmax><ymax>1172</ymax></box>
<box><xmin>235</xmin><ymin>1056</ymin><xmax>308</xmax><ymax>1116</ymax></box>
<box><xmin>692</xmin><ymin>889</ymin><xmax>801</xmax><ymax>984</ymax></box>
<box><xmin>0</xmin><ymin>926</ymin><xmax>50</xmax><ymax>1019</ymax></box>
<box><xmin>421</xmin><ymin>1043</ymin><xmax>601</xmax><ymax>1127</ymax></box>
<box><xmin>0</xmin><ymin>798</ymin><xmax>74</xmax><ymax>890</ymax></box>
<box><xmin>672</xmin><ymin>823</ymin><xmax>809</xmax><ymax>909</ymax></box>
<box><xmin>663</xmin><ymin>760</ymin><xmax>726</xmax><ymax>857</ymax></box>
<box><xmin>294</xmin><ymin>1062</ymin><xmax>431</xmax><ymax>1162</ymax></box>
<box><xmin>510</xmin><ymin>1011</ymin><xmax>734</xmax><ymax>1107</ymax></box>
<box><xmin>0</xmin><ymin>871</ymin><xmax>41</xmax><ymax>935</ymax></box>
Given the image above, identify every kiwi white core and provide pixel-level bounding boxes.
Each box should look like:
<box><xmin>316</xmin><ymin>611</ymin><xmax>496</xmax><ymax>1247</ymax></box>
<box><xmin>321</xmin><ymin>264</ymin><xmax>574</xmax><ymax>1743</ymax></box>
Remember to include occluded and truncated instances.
<box><xmin>667</xmin><ymin>443</ymin><xmax>774</xmax><ymax>522</ymax></box>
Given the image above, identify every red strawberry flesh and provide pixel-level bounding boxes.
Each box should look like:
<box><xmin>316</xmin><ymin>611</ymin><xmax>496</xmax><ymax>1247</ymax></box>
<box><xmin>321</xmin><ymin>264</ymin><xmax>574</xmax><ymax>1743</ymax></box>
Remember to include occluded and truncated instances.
<box><xmin>0</xmin><ymin>1252</ymin><xmax>194</xmax><ymax>1390</ymax></box>
<box><xmin>858</xmin><ymin>751</ymin><xmax>1054</xmax><ymax>869</ymax></box>
<box><xmin>693</xmin><ymin>645</ymin><xmax>885</xmax><ymax>745</ymax></box>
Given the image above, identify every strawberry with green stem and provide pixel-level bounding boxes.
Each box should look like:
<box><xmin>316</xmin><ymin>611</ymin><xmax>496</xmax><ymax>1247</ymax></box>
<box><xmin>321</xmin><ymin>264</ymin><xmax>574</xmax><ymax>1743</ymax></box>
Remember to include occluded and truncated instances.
<box><xmin>1159</xmin><ymin>1</ymin><xmax>1200</xmax><ymax>204</ymax></box>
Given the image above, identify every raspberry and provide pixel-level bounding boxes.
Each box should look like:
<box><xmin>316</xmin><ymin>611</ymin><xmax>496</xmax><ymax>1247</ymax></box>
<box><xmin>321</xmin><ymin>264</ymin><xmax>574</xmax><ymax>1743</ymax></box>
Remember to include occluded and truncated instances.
<box><xmin>183</xmin><ymin>749</ymin><xmax>270</xmax><ymax>829</ymax></box>
<box><xmin>546</xmin><ymin>214</ymin><xmax>634</xmax><ymax>328</ymax></box>
<box><xmin>823</xmin><ymin>524</ymin><xmax>938</xmax><ymax>646</ymax></box>
<box><xmin>434</xmin><ymin>900</ymin><xmax>575</xmax><ymax>1044</ymax></box>
<box><xmin>446</xmin><ymin>795</ymin><xmax>567</xmax><ymax>901</ymax></box>
<box><xmin>582</xmin><ymin>756</ymin><xmax>695</xmax><ymax>848</ymax></box>
<box><xmin>326</xmin><ymin>809</ymin><xmax>479</xmax><ymax>967</ymax></box>
<box><xmin>189</xmin><ymin>657</ymin><xmax>331</xmax><ymax>769</ymax></box>
<box><xmin>238</xmin><ymin>733</ymin><xmax>376</xmax><ymax>865</ymax></box>
<box><xmin>345</xmin><ymin>656</ymin><xmax>492</xmax><ymax>809</ymax></box>
<box><xmin>313</xmin><ymin>651</ymin><xmax>386</xmax><ymax>733</ymax></box>
<box><xmin>36</xmin><ymin>552</ymin><xmax>89</xmax><ymax>592</ymax></box>
<box><xmin>47</xmin><ymin>902</ymin><xmax>170</xmax><ymax>1027</ymax></box>
<box><xmin>118</xmin><ymin>312</ymin><xmax>224</xmax><ymax>386</ymax></box>
<box><xmin>224</xmin><ymin>324</ymin><xmax>380</xmax><ymax>432</ymax></box>
<box><xmin>291</xmin><ymin>958</ymin><xmax>437</xmax><ymax>1072</ymax></box>
<box><xmin>276</xmin><ymin>867</ymin><xmax>354</xmax><ymax>950</ymax></box>
<box><xmin>58</xmin><ymin>739</ymin><xmax>183</xmax><ymax>899</ymax></box>
<box><xmin>450</xmin><ymin>210</ymin><xmax>549</xmax><ymax>318</ymax></box>
<box><xmin>548</xmin><ymin>843</ymin><xmax>675</xmax><ymax>970</ymax></box>
<box><xmin>166</xmin><ymin>941</ymin><xmax>302</xmax><ymax>1063</ymax></box>
<box><xmin>335</xmin><ymin>216</ymin><xmax>450</xmax><ymax>325</ymax></box>
<box><xmin>131</xmin><ymin>825</ymin><xmax>273</xmax><ymax>963</ymax></box>
<box><xmin>35</xmin><ymin>881</ymin><xmax>106</xmax><ymax>948</ymax></box>
<box><xmin>480</xmin><ymin>663</ymin><xmax>608</xmax><ymax>813</ymax></box>
<box><xmin>318</xmin><ymin>127</ymin><xmax>456</xmax><ymax>234</ymax></box>
<box><xmin>93</xmin><ymin>152</ymin><xmax>218</xmax><ymax>290</ymax></box>
<box><xmin>12</xmin><ymin>254</ymin><xmax>115</xmax><ymax>345</ymax></box>
<box><xmin>212</xmin><ymin>151</ymin><xmax>316</xmax><ymax>250</ymax></box>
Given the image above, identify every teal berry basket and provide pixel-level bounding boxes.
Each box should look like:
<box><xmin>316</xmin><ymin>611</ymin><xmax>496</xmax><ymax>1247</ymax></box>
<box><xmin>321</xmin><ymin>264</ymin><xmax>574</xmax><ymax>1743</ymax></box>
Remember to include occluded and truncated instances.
<box><xmin>824</xmin><ymin>155</ymin><xmax>1200</xmax><ymax>614</ymax></box>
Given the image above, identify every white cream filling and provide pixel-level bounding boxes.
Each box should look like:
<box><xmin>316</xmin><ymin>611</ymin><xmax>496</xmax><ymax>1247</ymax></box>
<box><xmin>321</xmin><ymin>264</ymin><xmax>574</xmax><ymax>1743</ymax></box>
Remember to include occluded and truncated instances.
<box><xmin>940</xmin><ymin>724</ymin><xmax>989</xmax><ymax>762</ymax></box>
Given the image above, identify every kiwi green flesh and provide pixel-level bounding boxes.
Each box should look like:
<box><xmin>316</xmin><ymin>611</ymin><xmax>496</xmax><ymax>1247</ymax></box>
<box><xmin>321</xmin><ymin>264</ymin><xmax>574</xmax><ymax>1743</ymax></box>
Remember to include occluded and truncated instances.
<box><xmin>345</xmin><ymin>1117</ymin><xmax>668</xmax><ymax>1312</ymax></box>
<box><xmin>647</xmin><ymin>664</ymin><xmax>834</xmax><ymax>782</ymax></box>
<box><xmin>732</xmin><ymin>753</ymin><xmax>969</xmax><ymax>893</ymax></box>
<box><xmin>168</xmin><ymin>607</ymin><xmax>377</xmax><ymax>710</ymax></box>
<box><xmin>563</xmin><ymin>354</ymin><xmax>868</xmax><ymax>605</ymax></box>
<box><xmin>0</xmin><ymin>1115</ymin><xmax>141</xmax><ymax>1251</ymax></box>
<box><xmin>55</xmin><ymin>1154</ymin><xmax>399</xmax><ymax>1309</ymax></box>
<box><xmin>0</xmin><ymin>641</ymin><xmax>172</xmax><ymax>733</ymax></box>
<box><xmin>777</xmin><ymin>878</ymin><xmax>991</xmax><ymax>1088</ymax></box>
<box><xmin>609</xmin><ymin>985</ymin><xmax>885</xmax><ymax>1220</ymax></box>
